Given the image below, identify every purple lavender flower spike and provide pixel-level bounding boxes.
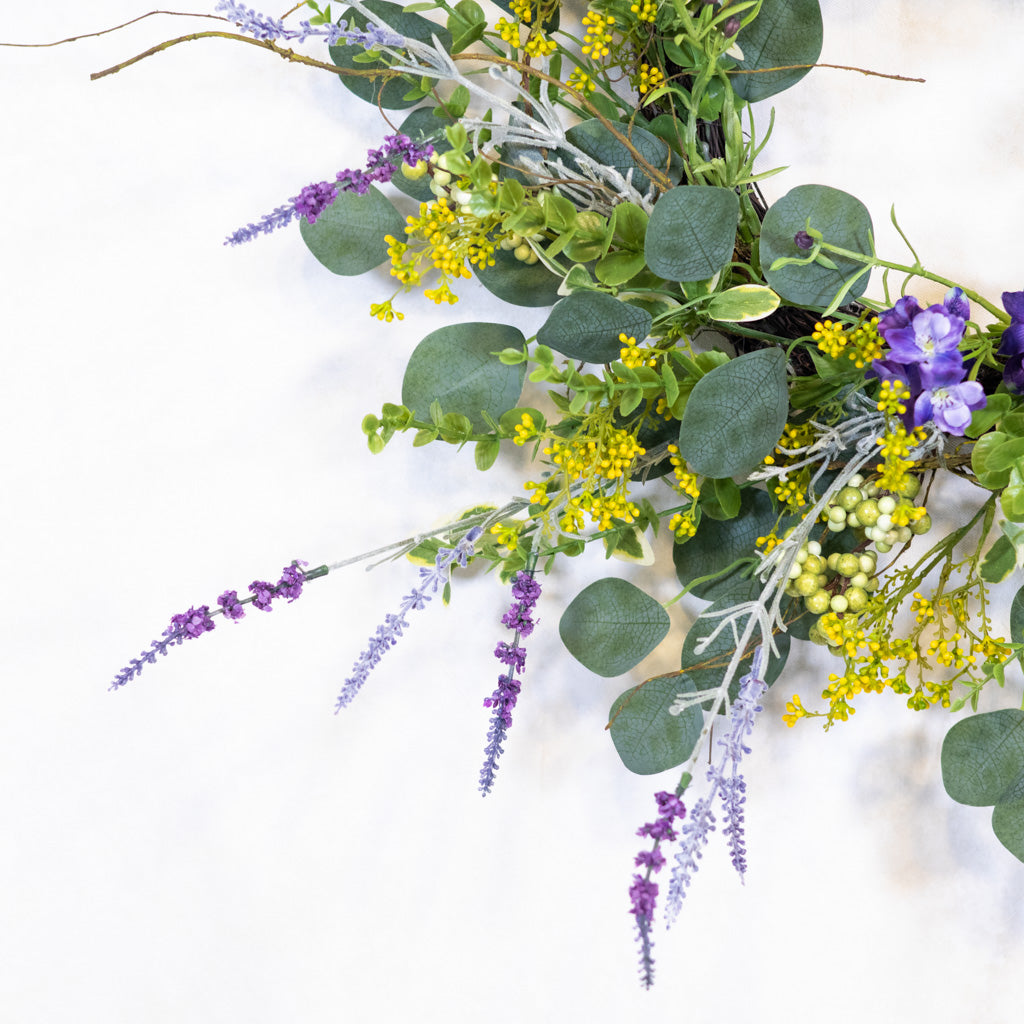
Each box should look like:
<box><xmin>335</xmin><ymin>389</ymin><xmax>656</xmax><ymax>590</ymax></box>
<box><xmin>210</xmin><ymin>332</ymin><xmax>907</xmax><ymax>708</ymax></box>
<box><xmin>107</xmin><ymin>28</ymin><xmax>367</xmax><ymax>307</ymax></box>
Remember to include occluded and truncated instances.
<box><xmin>337</xmin><ymin>528</ymin><xmax>483</xmax><ymax>712</ymax></box>
<box><xmin>478</xmin><ymin>569</ymin><xmax>542</xmax><ymax>795</ymax></box>
<box><xmin>110</xmin><ymin>559</ymin><xmax>312</xmax><ymax>690</ymax></box>
<box><xmin>225</xmin><ymin>134</ymin><xmax>434</xmax><ymax>245</ymax></box>
<box><xmin>628</xmin><ymin>789</ymin><xmax>688</xmax><ymax>988</ymax></box>
<box><xmin>664</xmin><ymin>646</ymin><xmax>768</xmax><ymax>924</ymax></box>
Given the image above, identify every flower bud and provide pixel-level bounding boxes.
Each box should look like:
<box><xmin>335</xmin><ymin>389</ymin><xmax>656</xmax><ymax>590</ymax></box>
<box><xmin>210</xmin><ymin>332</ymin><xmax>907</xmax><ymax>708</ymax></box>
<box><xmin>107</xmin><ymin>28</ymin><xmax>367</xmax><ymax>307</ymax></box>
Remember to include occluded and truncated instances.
<box><xmin>794</xmin><ymin>230</ymin><xmax>814</xmax><ymax>250</ymax></box>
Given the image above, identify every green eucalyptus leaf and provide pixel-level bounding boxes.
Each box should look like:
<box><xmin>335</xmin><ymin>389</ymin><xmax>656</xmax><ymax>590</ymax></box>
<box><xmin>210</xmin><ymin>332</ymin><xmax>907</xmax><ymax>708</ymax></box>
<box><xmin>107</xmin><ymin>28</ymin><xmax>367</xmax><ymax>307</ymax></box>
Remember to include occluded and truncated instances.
<box><xmin>644</xmin><ymin>186</ymin><xmax>739</xmax><ymax>282</ymax></box>
<box><xmin>565</xmin><ymin>119</ymin><xmax>682</xmax><ymax>194</ymax></box>
<box><xmin>707</xmin><ymin>284</ymin><xmax>782</xmax><ymax>323</ymax></box>
<box><xmin>676</xmin><ymin>349</ymin><xmax>788</xmax><ymax>478</ymax></box>
<box><xmin>402</xmin><ymin>322</ymin><xmax>526</xmax><ymax>431</ymax></box>
<box><xmin>609</xmin><ymin>674</ymin><xmax>703</xmax><ymax>775</ymax></box>
<box><xmin>299</xmin><ymin>186</ymin><xmax>403</xmax><ymax>275</ymax></box>
<box><xmin>731</xmin><ymin>0</ymin><xmax>824</xmax><ymax>103</ymax></box>
<box><xmin>559</xmin><ymin>577</ymin><xmax>670</xmax><ymax>677</ymax></box>
<box><xmin>1010</xmin><ymin>585</ymin><xmax>1024</xmax><ymax>644</ymax></box>
<box><xmin>331</xmin><ymin>1</ymin><xmax>452</xmax><ymax>109</ymax></box>
<box><xmin>761</xmin><ymin>184</ymin><xmax>873</xmax><ymax>309</ymax></box>
<box><xmin>942</xmin><ymin>710</ymin><xmax>1024</xmax><ymax>862</ymax></box>
<box><xmin>474</xmin><ymin>246</ymin><xmax>561</xmax><ymax>307</ymax></box>
<box><xmin>537</xmin><ymin>292</ymin><xmax>653</xmax><ymax>362</ymax></box>
<box><xmin>673</xmin><ymin>488</ymin><xmax>774</xmax><ymax>600</ymax></box>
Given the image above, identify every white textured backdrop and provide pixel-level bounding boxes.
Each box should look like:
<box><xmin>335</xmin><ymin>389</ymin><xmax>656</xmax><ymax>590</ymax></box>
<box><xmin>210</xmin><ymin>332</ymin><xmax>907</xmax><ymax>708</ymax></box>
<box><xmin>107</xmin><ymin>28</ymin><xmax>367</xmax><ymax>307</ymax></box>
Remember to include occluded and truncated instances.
<box><xmin>4</xmin><ymin>2</ymin><xmax>1024</xmax><ymax>1020</ymax></box>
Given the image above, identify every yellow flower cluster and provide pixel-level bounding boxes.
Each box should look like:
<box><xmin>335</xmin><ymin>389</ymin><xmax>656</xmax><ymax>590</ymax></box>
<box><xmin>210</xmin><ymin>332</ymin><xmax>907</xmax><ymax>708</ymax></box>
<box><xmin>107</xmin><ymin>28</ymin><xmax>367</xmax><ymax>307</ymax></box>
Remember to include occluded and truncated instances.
<box><xmin>630</xmin><ymin>0</ymin><xmax>658</xmax><ymax>23</ymax></box>
<box><xmin>784</xmin><ymin>582</ymin><xmax>1013</xmax><ymax>728</ymax></box>
<box><xmin>762</xmin><ymin>421</ymin><xmax>816</xmax><ymax>513</ymax></box>
<box><xmin>384</xmin><ymin>195</ymin><xmax>499</xmax><ymax>310</ymax></box>
<box><xmin>489</xmin><ymin>522</ymin><xmax>521</xmax><ymax>551</ymax></box>
<box><xmin>665</xmin><ymin>443</ymin><xmax>700</xmax><ymax>539</ymax></box>
<box><xmin>568</xmin><ymin>67</ymin><xmax>597</xmax><ymax>92</ymax></box>
<box><xmin>874</xmin><ymin>421</ymin><xmax>927</xmax><ymax>493</ymax></box>
<box><xmin>636</xmin><ymin>63</ymin><xmax>664</xmax><ymax>95</ymax></box>
<box><xmin>618</xmin><ymin>332</ymin><xmax>658</xmax><ymax>369</ymax></box>
<box><xmin>495</xmin><ymin>0</ymin><xmax>557</xmax><ymax>58</ymax></box>
<box><xmin>513</xmin><ymin>412</ymin><xmax>538</xmax><ymax>446</ymax></box>
<box><xmin>811</xmin><ymin>317</ymin><xmax>883</xmax><ymax>368</ymax></box>
<box><xmin>528</xmin><ymin>424</ymin><xmax>646</xmax><ymax>533</ymax></box>
<box><xmin>581</xmin><ymin>10</ymin><xmax>616</xmax><ymax>58</ymax></box>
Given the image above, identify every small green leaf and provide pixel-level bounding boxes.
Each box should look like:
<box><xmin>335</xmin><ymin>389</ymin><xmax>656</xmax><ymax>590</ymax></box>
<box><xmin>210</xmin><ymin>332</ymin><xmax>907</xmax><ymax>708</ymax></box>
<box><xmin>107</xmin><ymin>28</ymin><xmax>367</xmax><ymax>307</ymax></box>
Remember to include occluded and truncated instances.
<box><xmin>537</xmin><ymin>292</ymin><xmax>652</xmax><ymax>362</ymax></box>
<box><xmin>972</xmin><ymin>431</ymin><xmax>1012</xmax><ymax>490</ymax></box>
<box><xmin>707</xmin><ymin>284</ymin><xmax>781</xmax><ymax>323</ymax></box>
<box><xmin>712</xmin><ymin>477</ymin><xmax>741</xmax><ymax>519</ymax></box>
<box><xmin>559</xmin><ymin>578</ymin><xmax>670</xmax><ymax>677</ymax></box>
<box><xmin>676</xmin><ymin>349</ymin><xmax>788</xmax><ymax>478</ymax></box>
<box><xmin>447</xmin><ymin>0</ymin><xmax>486</xmax><ymax>50</ymax></box>
<box><xmin>299</xmin><ymin>186</ymin><xmax>403</xmax><ymax>275</ymax></box>
<box><xmin>474</xmin><ymin>437</ymin><xmax>500</xmax><ymax>470</ymax></box>
<box><xmin>595</xmin><ymin>249</ymin><xmax>648</xmax><ymax>287</ymax></box>
<box><xmin>966</xmin><ymin>394</ymin><xmax>1012</xmax><ymax>438</ymax></box>
<box><xmin>981</xmin><ymin>535</ymin><xmax>1018</xmax><ymax>583</ymax></box>
<box><xmin>402</xmin><ymin>322</ymin><xmax>526</xmax><ymax>432</ymax></box>
<box><xmin>644</xmin><ymin>186</ymin><xmax>739</xmax><ymax>282</ymax></box>
<box><xmin>609</xmin><ymin>674</ymin><xmax>703</xmax><ymax>775</ymax></box>
<box><xmin>1010</xmin><ymin>585</ymin><xmax>1024</xmax><ymax>645</ymax></box>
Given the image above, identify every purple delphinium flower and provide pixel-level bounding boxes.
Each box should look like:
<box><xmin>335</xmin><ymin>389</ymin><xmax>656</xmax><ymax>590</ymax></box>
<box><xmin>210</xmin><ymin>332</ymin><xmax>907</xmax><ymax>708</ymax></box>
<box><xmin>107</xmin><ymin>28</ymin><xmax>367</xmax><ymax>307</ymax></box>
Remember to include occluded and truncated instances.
<box><xmin>337</xmin><ymin>528</ymin><xmax>483</xmax><ymax>712</ymax></box>
<box><xmin>215</xmin><ymin>1</ymin><xmax>404</xmax><ymax>47</ymax></box>
<box><xmin>110</xmin><ymin>560</ymin><xmax>313</xmax><ymax>690</ymax></box>
<box><xmin>999</xmin><ymin>290</ymin><xmax>1024</xmax><ymax>357</ymax></box>
<box><xmin>871</xmin><ymin>288</ymin><xmax>985</xmax><ymax>436</ymax></box>
<box><xmin>478</xmin><ymin>570</ymin><xmax>542</xmax><ymax>795</ymax></box>
<box><xmin>629</xmin><ymin>789</ymin><xmax>687</xmax><ymax>988</ymax></box>
<box><xmin>914</xmin><ymin>360</ymin><xmax>986</xmax><ymax>434</ymax></box>
<box><xmin>224</xmin><ymin>134</ymin><xmax>434</xmax><ymax>245</ymax></box>
<box><xmin>664</xmin><ymin>647</ymin><xmax>767</xmax><ymax>925</ymax></box>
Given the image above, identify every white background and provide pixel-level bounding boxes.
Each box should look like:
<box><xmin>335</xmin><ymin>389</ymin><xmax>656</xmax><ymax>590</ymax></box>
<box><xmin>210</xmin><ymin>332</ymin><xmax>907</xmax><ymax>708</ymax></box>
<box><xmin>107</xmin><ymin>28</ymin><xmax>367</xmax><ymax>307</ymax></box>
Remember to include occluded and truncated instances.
<box><xmin>4</xmin><ymin>1</ymin><xmax>1024</xmax><ymax>1020</ymax></box>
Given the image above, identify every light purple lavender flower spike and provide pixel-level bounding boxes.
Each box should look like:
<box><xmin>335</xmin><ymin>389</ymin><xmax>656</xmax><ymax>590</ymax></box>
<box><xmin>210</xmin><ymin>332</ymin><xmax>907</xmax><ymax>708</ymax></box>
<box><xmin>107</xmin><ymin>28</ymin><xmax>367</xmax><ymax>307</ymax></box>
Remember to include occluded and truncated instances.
<box><xmin>336</xmin><ymin>528</ymin><xmax>483</xmax><ymax>711</ymax></box>
<box><xmin>664</xmin><ymin>645</ymin><xmax>768</xmax><ymax>926</ymax></box>
<box><xmin>478</xmin><ymin>570</ymin><xmax>542</xmax><ymax>795</ymax></box>
<box><xmin>215</xmin><ymin>1</ymin><xmax>404</xmax><ymax>47</ymax></box>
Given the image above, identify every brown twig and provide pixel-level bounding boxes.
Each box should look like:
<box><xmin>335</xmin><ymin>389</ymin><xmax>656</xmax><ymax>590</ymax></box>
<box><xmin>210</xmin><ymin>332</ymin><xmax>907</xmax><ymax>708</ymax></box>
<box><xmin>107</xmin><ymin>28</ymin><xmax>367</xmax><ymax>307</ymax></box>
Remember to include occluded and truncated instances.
<box><xmin>730</xmin><ymin>62</ymin><xmax>925</xmax><ymax>84</ymax></box>
<box><xmin>0</xmin><ymin>10</ymin><xmax>223</xmax><ymax>47</ymax></box>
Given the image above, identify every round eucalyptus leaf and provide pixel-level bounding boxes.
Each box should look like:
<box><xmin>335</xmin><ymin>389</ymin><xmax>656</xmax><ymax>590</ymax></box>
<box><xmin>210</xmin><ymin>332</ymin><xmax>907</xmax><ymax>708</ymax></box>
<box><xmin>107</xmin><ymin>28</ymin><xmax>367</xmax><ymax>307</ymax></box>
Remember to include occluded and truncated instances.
<box><xmin>402</xmin><ymin>322</ymin><xmax>526</xmax><ymax>431</ymax></box>
<box><xmin>474</xmin><ymin>247</ymin><xmax>561</xmax><ymax>307</ymax></box>
<box><xmin>331</xmin><ymin>1</ymin><xmax>452</xmax><ymax>110</ymax></box>
<box><xmin>731</xmin><ymin>0</ymin><xmax>824</xmax><ymax>102</ymax></box>
<box><xmin>559</xmin><ymin>577</ymin><xmax>670</xmax><ymax>677</ymax></box>
<box><xmin>299</xmin><ymin>186</ymin><xmax>403</xmax><ymax>275</ymax></box>
<box><xmin>941</xmin><ymin>709</ymin><xmax>1024</xmax><ymax>807</ymax></box>
<box><xmin>536</xmin><ymin>292</ymin><xmax>652</xmax><ymax>362</ymax></box>
<box><xmin>676</xmin><ymin>348</ymin><xmax>788</xmax><ymax>478</ymax></box>
<box><xmin>1011</xmin><ymin>585</ymin><xmax>1024</xmax><ymax>644</ymax></box>
<box><xmin>609</xmin><ymin>673</ymin><xmax>703</xmax><ymax>775</ymax></box>
<box><xmin>644</xmin><ymin>186</ymin><xmax>739</xmax><ymax>283</ymax></box>
<box><xmin>761</xmin><ymin>184</ymin><xmax>873</xmax><ymax>309</ymax></box>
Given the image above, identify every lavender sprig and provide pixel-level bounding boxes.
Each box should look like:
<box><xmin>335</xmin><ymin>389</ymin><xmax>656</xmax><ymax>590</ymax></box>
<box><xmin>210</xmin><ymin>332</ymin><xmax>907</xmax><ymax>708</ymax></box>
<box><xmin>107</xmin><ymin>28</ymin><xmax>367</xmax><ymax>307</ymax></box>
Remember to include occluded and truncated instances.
<box><xmin>664</xmin><ymin>646</ymin><xmax>768</xmax><ymax>926</ymax></box>
<box><xmin>628</xmin><ymin>790</ymin><xmax>687</xmax><ymax>988</ymax></box>
<box><xmin>336</xmin><ymin>527</ymin><xmax>483</xmax><ymax>711</ymax></box>
<box><xmin>478</xmin><ymin>570</ymin><xmax>542</xmax><ymax>795</ymax></box>
<box><xmin>215</xmin><ymin>1</ymin><xmax>403</xmax><ymax>48</ymax></box>
<box><xmin>110</xmin><ymin>560</ymin><xmax>317</xmax><ymax>690</ymax></box>
<box><xmin>224</xmin><ymin>133</ymin><xmax>434</xmax><ymax>245</ymax></box>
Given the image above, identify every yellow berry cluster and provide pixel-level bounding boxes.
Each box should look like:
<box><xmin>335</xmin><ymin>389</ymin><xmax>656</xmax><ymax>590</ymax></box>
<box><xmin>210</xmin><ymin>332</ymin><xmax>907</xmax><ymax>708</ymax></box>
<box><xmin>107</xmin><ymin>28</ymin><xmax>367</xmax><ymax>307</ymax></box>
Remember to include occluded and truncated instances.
<box><xmin>874</xmin><ymin>421</ymin><xmax>927</xmax><ymax>493</ymax></box>
<box><xmin>513</xmin><ymin>412</ymin><xmax>538</xmax><ymax>446</ymax></box>
<box><xmin>636</xmin><ymin>63</ymin><xmax>664</xmax><ymax>95</ymax></box>
<box><xmin>618</xmin><ymin>332</ymin><xmax>658</xmax><ymax>369</ymax></box>
<box><xmin>811</xmin><ymin>317</ymin><xmax>883</xmax><ymax>368</ymax></box>
<box><xmin>630</xmin><ymin>0</ymin><xmax>658</xmax><ymax>23</ymax></box>
<box><xmin>581</xmin><ymin>10</ymin><xmax>616</xmax><ymax>58</ymax></box>
<box><xmin>665</xmin><ymin>443</ymin><xmax>700</xmax><ymax>539</ymax></box>
<box><xmin>567</xmin><ymin>67</ymin><xmax>597</xmax><ymax>92</ymax></box>
<box><xmin>762</xmin><ymin>421</ymin><xmax>816</xmax><ymax>513</ymax></box>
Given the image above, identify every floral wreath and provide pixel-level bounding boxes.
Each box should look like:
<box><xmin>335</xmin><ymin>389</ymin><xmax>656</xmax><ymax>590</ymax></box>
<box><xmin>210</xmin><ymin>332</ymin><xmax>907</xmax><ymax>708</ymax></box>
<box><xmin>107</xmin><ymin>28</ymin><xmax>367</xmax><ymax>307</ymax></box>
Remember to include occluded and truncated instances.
<box><xmin>33</xmin><ymin>0</ymin><xmax>1024</xmax><ymax>987</ymax></box>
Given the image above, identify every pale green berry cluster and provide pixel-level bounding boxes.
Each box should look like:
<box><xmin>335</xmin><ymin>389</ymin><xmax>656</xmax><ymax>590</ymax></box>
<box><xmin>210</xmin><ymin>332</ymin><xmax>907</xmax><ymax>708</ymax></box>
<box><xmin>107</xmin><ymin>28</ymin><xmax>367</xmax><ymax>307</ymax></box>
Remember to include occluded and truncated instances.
<box><xmin>821</xmin><ymin>473</ymin><xmax>931</xmax><ymax>553</ymax></box>
<box><xmin>784</xmin><ymin>539</ymin><xmax>879</xmax><ymax>618</ymax></box>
